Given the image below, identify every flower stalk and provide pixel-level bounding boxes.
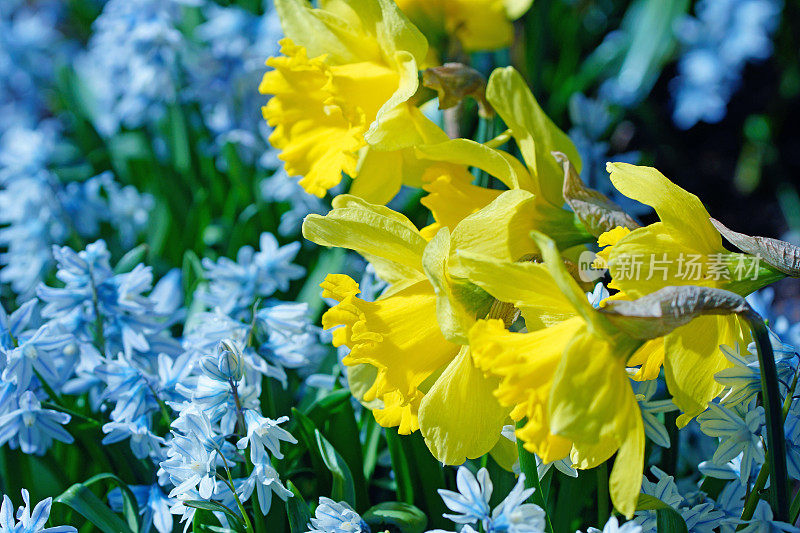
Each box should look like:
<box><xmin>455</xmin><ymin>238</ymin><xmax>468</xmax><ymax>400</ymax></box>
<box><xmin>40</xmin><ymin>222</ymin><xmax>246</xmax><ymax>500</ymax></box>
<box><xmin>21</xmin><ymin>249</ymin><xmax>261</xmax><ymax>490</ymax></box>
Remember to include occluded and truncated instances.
<box><xmin>743</xmin><ymin>309</ymin><xmax>789</xmax><ymax>522</ymax></box>
<box><xmin>515</xmin><ymin>419</ymin><xmax>553</xmax><ymax>533</ymax></box>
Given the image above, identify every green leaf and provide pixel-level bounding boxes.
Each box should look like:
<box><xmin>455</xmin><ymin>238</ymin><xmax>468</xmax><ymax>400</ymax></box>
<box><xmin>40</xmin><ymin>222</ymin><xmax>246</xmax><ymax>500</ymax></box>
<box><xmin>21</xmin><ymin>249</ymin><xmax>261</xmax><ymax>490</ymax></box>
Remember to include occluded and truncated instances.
<box><xmin>183</xmin><ymin>500</ymin><xmax>246</xmax><ymax>532</ymax></box>
<box><xmin>55</xmin><ymin>481</ymin><xmax>135</xmax><ymax>533</ymax></box>
<box><xmin>636</xmin><ymin>494</ymin><xmax>689</xmax><ymax>533</ymax></box>
<box><xmin>114</xmin><ymin>244</ymin><xmax>149</xmax><ymax>274</ymax></box>
<box><xmin>385</xmin><ymin>429</ymin><xmax>414</xmax><ymax>504</ymax></box>
<box><xmin>81</xmin><ymin>474</ymin><xmax>141</xmax><ymax>532</ymax></box>
<box><xmin>315</xmin><ymin>429</ymin><xmax>357</xmax><ymax>507</ymax></box>
<box><xmin>362</xmin><ymin>502</ymin><xmax>427</xmax><ymax>533</ymax></box>
<box><xmin>285</xmin><ymin>482</ymin><xmax>312</xmax><ymax>533</ymax></box>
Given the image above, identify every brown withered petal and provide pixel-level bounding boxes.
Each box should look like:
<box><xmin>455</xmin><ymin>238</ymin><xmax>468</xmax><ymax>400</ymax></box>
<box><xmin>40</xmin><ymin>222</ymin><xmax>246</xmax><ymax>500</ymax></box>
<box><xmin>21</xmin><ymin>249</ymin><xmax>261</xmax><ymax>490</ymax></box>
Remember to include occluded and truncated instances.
<box><xmin>422</xmin><ymin>63</ymin><xmax>492</xmax><ymax>117</ymax></box>
<box><xmin>555</xmin><ymin>151</ymin><xmax>640</xmax><ymax>237</ymax></box>
<box><xmin>601</xmin><ymin>285</ymin><xmax>750</xmax><ymax>339</ymax></box>
<box><xmin>711</xmin><ymin>217</ymin><xmax>800</xmax><ymax>277</ymax></box>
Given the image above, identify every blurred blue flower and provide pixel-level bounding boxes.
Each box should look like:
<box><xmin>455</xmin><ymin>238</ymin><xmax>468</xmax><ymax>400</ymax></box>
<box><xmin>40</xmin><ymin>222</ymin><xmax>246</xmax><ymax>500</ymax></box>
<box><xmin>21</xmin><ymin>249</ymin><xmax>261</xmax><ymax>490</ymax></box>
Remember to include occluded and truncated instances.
<box><xmin>76</xmin><ymin>0</ymin><xmax>195</xmax><ymax>135</ymax></box>
<box><xmin>671</xmin><ymin>0</ymin><xmax>783</xmax><ymax>129</ymax></box>
<box><xmin>438</xmin><ymin>467</ymin><xmax>493</xmax><ymax>525</ymax></box>
<box><xmin>0</xmin><ymin>488</ymin><xmax>77</xmax><ymax>533</ymax></box>
<box><xmin>109</xmin><ymin>484</ymin><xmax>173</xmax><ymax>533</ymax></box>
<box><xmin>0</xmin><ymin>391</ymin><xmax>73</xmax><ymax>455</ymax></box>
<box><xmin>102</xmin><ymin>416</ymin><xmax>165</xmax><ymax>459</ymax></box>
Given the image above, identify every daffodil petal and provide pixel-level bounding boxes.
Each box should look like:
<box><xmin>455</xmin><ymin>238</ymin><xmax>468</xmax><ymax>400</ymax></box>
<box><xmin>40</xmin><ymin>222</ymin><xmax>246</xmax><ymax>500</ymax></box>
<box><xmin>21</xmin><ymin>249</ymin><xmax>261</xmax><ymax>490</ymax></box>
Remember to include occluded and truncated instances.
<box><xmin>418</xmin><ymin>347</ymin><xmax>510</xmax><ymax>464</ymax></box>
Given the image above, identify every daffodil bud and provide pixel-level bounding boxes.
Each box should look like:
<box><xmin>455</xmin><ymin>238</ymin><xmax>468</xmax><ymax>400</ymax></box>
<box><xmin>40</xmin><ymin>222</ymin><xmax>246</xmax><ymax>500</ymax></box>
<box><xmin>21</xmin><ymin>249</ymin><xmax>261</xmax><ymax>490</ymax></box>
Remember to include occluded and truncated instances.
<box><xmin>422</xmin><ymin>63</ymin><xmax>492</xmax><ymax>117</ymax></box>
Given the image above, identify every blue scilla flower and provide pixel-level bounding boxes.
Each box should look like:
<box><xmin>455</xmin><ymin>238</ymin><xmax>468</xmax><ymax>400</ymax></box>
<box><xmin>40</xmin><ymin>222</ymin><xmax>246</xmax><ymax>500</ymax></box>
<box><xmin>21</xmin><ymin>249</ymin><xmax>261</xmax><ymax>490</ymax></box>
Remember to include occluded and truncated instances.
<box><xmin>0</xmin><ymin>299</ymin><xmax>37</xmax><ymax>349</ymax></box>
<box><xmin>76</xmin><ymin>0</ymin><xmax>195</xmax><ymax>136</ymax></box>
<box><xmin>259</xmin><ymin>171</ymin><xmax>328</xmax><ymax>236</ymax></box>
<box><xmin>671</xmin><ymin>0</ymin><xmax>783</xmax><ymax>129</ymax></box>
<box><xmin>716</xmin><ymin>339</ymin><xmax>796</xmax><ymax>408</ymax></box>
<box><xmin>234</xmin><ymin>456</ymin><xmax>293</xmax><ymax>516</ymax></box>
<box><xmin>697</xmin><ymin>402</ymin><xmax>765</xmax><ymax>484</ymax></box>
<box><xmin>0</xmin><ymin>391</ymin><xmax>73</xmax><ymax>455</ymax></box>
<box><xmin>306</xmin><ymin>497</ymin><xmax>369</xmax><ymax>533</ymax></box>
<box><xmin>200</xmin><ymin>233</ymin><xmax>304</xmax><ymax>316</ymax></box>
<box><xmin>739</xmin><ymin>500</ymin><xmax>800</xmax><ymax>533</ymax></box>
<box><xmin>94</xmin><ymin>353</ymin><xmax>160</xmax><ymax>423</ymax></box>
<box><xmin>633</xmin><ymin>379</ymin><xmax>677</xmax><ymax>448</ymax></box>
<box><xmin>38</xmin><ymin>241</ymin><xmax>167</xmax><ymax>357</ymax></box>
<box><xmin>583</xmin><ymin>516</ymin><xmax>642</xmax><ymax>533</ymax></box>
<box><xmin>487</xmin><ymin>475</ymin><xmax>545</xmax><ymax>533</ymax></box>
<box><xmin>713</xmin><ymin>482</ymin><xmax>745</xmax><ymax>533</ymax></box>
<box><xmin>108</xmin><ymin>484</ymin><xmax>173</xmax><ymax>533</ymax></box>
<box><xmin>0</xmin><ymin>488</ymin><xmax>77</xmax><ymax>533</ymax></box>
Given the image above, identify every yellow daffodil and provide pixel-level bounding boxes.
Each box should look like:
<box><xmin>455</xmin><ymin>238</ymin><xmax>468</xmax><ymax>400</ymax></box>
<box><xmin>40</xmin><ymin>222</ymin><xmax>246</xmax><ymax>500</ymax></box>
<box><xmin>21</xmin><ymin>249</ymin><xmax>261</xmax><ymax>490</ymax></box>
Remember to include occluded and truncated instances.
<box><xmin>393</xmin><ymin>0</ymin><xmax>532</xmax><ymax>55</ymax></box>
<box><xmin>600</xmin><ymin>162</ymin><xmax>783</xmax><ymax>425</ymax></box>
<box><xmin>462</xmin><ymin>232</ymin><xmax>646</xmax><ymax>518</ymax></box>
<box><xmin>414</xmin><ymin>67</ymin><xmax>590</xmax><ymax>246</ymax></box>
<box><xmin>260</xmin><ymin>0</ymin><xmax>433</xmax><ymax>200</ymax></box>
<box><xmin>303</xmin><ymin>192</ymin><xmax>553</xmax><ymax>465</ymax></box>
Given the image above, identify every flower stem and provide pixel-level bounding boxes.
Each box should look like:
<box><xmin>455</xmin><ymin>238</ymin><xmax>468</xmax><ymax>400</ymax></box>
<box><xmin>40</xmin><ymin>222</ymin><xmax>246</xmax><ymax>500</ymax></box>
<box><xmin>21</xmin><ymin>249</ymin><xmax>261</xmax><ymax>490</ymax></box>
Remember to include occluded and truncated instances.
<box><xmin>515</xmin><ymin>420</ymin><xmax>553</xmax><ymax>533</ymax></box>
<box><xmin>743</xmin><ymin>310</ymin><xmax>789</xmax><ymax>522</ymax></box>
<box><xmin>597</xmin><ymin>461</ymin><xmax>609</xmax><ymax>526</ymax></box>
<box><xmin>220</xmin><ymin>450</ymin><xmax>255</xmax><ymax>533</ymax></box>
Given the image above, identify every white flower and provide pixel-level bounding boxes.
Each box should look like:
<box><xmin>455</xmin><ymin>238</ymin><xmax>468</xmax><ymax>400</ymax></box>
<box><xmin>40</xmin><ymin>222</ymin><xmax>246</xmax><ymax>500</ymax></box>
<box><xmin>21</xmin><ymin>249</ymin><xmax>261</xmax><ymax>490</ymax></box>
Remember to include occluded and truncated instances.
<box><xmin>489</xmin><ymin>475</ymin><xmax>545</xmax><ymax>533</ymax></box>
<box><xmin>236</xmin><ymin>410</ymin><xmax>296</xmax><ymax>463</ymax></box>
<box><xmin>235</xmin><ymin>458</ymin><xmax>292</xmax><ymax>516</ymax></box>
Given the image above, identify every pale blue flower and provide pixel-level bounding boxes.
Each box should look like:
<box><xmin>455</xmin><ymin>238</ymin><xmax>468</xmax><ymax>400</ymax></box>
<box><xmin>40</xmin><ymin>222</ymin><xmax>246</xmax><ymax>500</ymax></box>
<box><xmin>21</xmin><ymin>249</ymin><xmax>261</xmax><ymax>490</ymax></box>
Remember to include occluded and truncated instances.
<box><xmin>200</xmin><ymin>340</ymin><xmax>246</xmax><ymax>383</ymax></box>
<box><xmin>633</xmin><ymin>380</ymin><xmax>678</xmax><ymax>448</ymax></box>
<box><xmin>0</xmin><ymin>391</ymin><xmax>73</xmax><ymax>455</ymax></box>
<box><xmin>712</xmin><ymin>481</ymin><xmax>745</xmax><ymax>533</ymax></box>
<box><xmin>0</xmin><ymin>489</ymin><xmax>77</xmax><ymax>533</ymax></box>
<box><xmin>584</xmin><ymin>516</ymin><xmax>642</xmax><ymax>533</ymax></box>
<box><xmin>160</xmin><ymin>434</ymin><xmax>219</xmax><ymax>499</ymax></box>
<box><xmin>634</xmin><ymin>466</ymin><xmax>684</xmax><ymax>533</ymax></box>
<box><xmin>1</xmin><ymin>324</ymin><xmax>72</xmax><ymax>390</ymax></box>
<box><xmin>438</xmin><ymin>467</ymin><xmax>493</xmax><ymax>525</ymax></box>
<box><xmin>681</xmin><ymin>502</ymin><xmax>726</xmax><ymax>533</ymax></box>
<box><xmin>488</xmin><ymin>474</ymin><xmax>544</xmax><ymax>533</ymax></box>
<box><xmin>306</xmin><ymin>497</ymin><xmax>368</xmax><ymax>533</ymax></box>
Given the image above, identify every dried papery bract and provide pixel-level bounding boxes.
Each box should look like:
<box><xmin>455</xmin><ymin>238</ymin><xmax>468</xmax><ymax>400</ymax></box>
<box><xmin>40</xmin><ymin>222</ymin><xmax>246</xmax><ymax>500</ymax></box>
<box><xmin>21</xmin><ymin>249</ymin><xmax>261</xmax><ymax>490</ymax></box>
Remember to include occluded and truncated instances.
<box><xmin>601</xmin><ymin>285</ymin><xmax>750</xmax><ymax>340</ymax></box>
<box><xmin>711</xmin><ymin>217</ymin><xmax>800</xmax><ymax>277</ymax></box>
<box><xmin>555</xmin><ymin>151</ymin><xmax>640</xmax><ymax>238</ymax></box>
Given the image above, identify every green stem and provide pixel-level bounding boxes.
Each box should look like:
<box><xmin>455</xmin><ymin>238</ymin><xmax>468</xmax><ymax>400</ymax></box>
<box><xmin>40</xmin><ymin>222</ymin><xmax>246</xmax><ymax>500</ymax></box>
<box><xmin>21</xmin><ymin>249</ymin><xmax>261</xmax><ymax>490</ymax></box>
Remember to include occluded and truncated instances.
<box><xmin>743</xmin><ymin>311</ymin><xmax>789</xmax><ymax>521</ymax></box>
<box><xmin>515</xmin><ymin>420</ymin><xmax>553</xmax><ymax>533</ymax></box>
<box><xmin>220</xmin><ymin>451</ymin><xmax>255</xmax><ymax>533</ymax></box>
<box><xmin>597</xmin><ymin>461</ymin><xmax>609</xmax><ymax>526</ymax></box>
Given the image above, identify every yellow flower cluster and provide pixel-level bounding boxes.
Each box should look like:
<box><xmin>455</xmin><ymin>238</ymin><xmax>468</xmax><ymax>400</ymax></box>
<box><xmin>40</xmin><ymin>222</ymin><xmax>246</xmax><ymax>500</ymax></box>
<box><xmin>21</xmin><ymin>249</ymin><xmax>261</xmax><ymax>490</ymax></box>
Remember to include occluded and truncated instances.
<box><xmin>260</xmin><ymin>0</ymin><xmax>784</xmax><ymax>518</ymax></box>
